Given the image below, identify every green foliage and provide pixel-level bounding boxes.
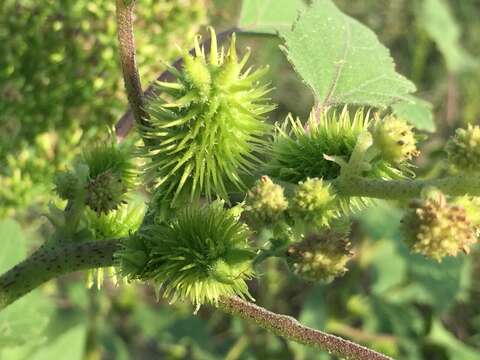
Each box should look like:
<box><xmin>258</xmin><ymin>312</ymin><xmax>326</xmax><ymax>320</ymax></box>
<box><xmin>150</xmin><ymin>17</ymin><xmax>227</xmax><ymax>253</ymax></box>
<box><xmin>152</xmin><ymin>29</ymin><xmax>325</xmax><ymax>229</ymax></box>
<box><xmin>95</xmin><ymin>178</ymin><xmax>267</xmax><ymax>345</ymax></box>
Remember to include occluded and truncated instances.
<box><xmin>0</xmin><ymin>0</ymin><xmax>206</xmax><ymax>216</ymax></box>
<box><xmin>142</xmin><ymin>29</ymin><xmax>273</xmax><ymax>205</ymax></box>
<box><xmin>2</xmin><ymin>0</ymin><xmax>480</xmax><ymax>359</ymax></box>
<box><xmin>282</xmin><ymin>0</ymin><xmax>416</xmax><ymax>108</ymax></box>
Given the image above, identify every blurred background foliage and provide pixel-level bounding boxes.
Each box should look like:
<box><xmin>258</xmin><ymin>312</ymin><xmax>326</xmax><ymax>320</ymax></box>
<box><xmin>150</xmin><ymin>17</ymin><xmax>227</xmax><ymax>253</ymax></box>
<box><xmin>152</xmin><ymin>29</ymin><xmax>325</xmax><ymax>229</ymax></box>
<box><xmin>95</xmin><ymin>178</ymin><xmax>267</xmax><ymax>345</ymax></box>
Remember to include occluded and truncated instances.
<box><xmin>0</xmin><ymin>0</ymin><xmax>479</xmax><ymax>359</ymax></box>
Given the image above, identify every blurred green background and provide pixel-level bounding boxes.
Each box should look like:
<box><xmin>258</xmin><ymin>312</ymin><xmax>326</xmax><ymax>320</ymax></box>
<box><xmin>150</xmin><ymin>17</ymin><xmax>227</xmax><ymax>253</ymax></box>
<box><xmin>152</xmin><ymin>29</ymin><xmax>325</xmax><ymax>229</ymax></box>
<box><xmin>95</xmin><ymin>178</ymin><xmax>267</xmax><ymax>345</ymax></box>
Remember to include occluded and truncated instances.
<box><xmin>0</xmin><ymin>0</ymin><xmax>479</xmax><ymax>359</ymax></box>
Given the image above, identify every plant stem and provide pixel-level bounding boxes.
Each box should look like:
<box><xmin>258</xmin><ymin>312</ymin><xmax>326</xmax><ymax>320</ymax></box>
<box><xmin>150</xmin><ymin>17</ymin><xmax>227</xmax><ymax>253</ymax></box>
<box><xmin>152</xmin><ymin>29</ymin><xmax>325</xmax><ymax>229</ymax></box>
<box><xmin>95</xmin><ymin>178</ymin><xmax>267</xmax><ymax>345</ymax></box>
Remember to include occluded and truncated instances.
<box><xmin>335</xmin><ymin>175</ymin><xmax>480</xmax><ymax>200</ymax></box>
<box><xmin>0</xmin><ymin>240</ymin><xmax>121</xmax><ymax>310</ymax></box>
<box><xmin>218</xmin><ymin>296</ymin><xmax>392</xmax><ymax>360</ymax></box>
<box><xmin>0</xmin><ymin>240</ymin><xmax>391</xmax><ymax>359</ymax></box>
<box><xmin>115</xmin><ymin>27</ymin><xmax>240</xmax><ymax>140</ymax></box>
<box><xmin>115</xmin><ymin>0</ymin><xmax>150</xmax><ymax>131</ymax></box>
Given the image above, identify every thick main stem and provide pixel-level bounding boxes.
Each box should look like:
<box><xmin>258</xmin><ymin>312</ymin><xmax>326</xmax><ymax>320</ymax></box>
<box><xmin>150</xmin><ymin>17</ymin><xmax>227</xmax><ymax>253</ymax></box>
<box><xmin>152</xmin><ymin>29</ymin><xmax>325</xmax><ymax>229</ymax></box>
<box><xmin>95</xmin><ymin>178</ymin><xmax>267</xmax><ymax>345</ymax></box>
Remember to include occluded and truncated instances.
<box><xmin>0</xmin><ymin>240</ymin><xmax>391</xmax><ymax>360</ymax></box>
<box><xmin>115</xmin><ymin>0</ymin><xmax>150</xmax><ymax>131</ymax></box>
<box><xmin>0</xmin><ymin>240</ymin><xmax>120</xmax><ymax>310</ymax></box>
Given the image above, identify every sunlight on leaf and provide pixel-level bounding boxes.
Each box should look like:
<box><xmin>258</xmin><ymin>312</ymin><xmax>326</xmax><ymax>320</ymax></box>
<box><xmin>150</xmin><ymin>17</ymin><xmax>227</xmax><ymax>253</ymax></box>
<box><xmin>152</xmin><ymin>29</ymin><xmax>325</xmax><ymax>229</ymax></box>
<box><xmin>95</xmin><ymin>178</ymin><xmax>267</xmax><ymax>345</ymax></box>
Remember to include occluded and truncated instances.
<box><xmin>282</xmin><ymin>0</ymin><xmax>416</xmax><ymax>108</ymax></box>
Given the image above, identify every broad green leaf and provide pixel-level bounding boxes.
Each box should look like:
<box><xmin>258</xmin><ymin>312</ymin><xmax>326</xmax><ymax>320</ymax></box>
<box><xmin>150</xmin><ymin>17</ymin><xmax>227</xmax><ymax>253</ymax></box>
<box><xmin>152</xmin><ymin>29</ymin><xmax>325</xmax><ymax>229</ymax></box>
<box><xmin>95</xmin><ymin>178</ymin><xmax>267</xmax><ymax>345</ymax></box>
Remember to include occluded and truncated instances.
<box><xmin>282</xmin><ymin>0</ymin><xmax>416</xmax><ymax>108</ymax></box>
<box><xmin>421</xmin><ymin>0</ymin><xmax>477</xmax><ymax>73</ymax></box>
<box><xmin>391</xmin><ymin>96</ymin><xmax>436</xmax><ymax>132</ymax></box>
<box><xmin>239</xmin><ymin>0</ymin><xmax>306</xmax><ymax>34</ymax></box>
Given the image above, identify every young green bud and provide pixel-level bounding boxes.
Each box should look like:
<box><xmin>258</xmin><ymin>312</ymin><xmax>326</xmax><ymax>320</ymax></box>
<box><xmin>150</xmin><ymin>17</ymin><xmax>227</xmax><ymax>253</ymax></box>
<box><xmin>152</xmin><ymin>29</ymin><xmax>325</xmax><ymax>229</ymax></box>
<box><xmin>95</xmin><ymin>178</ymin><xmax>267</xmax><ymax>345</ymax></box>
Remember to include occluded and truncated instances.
<box><xmin>53</xmin><ymin>170</ymin><xmax>80</xmax><ymax>200</ymax></box>
<box><xmin>286</xmin><ymin>231</ymin><xmax>352</xmax><ymax>282</ymax></box>
<box><xmin>446</xmin><ymin>124</ymin><xmax>480</xmax><ymax>172</ymax></box>
<box><xmin>82</xmin><ymin>143</ymin><xmax>137</xmax><ymax>213</ymax></box>
<box><xmin>246</xmin><ymin>176</ymin><xmax>288</xmax><ymax>223</ymax></box>
<box><xmin>292</xmin><ymin>178</ymin><xmax>337</xmax><ymax>228</ymax></box>
<box><xmin>401</xmin><ymin>192</ymin><xmax>477</xmax><ymax>261</ymax></box>
<box><xmin>372</xmin><ymin>115</ymin><xmax>419</xmax><ymax>163</ymax></box>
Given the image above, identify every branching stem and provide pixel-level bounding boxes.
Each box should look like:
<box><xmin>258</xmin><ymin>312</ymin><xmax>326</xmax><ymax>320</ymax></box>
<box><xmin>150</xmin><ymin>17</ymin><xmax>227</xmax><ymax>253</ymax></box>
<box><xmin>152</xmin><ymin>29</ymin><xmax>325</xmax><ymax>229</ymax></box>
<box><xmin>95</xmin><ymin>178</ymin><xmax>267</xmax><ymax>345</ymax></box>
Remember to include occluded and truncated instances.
<box><xmin>0</xmin><ymin>240</ymin><xmax>391</xmax><ymax>359</ymax></box>
<box><xmin>0</xmin><ymin>240</ymin><xmax>120</xmax><ymax>310</ymax></box>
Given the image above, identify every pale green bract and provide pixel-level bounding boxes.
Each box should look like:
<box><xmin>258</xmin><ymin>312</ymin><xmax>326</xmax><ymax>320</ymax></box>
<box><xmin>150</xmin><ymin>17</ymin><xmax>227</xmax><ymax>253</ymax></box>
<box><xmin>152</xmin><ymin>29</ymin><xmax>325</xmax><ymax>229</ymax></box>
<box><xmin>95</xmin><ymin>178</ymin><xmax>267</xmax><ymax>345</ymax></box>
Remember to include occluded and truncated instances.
<box><xmin>281</xmin><ymin>0</ymin><xmax>416</xmax><ymax>108</ymax></box>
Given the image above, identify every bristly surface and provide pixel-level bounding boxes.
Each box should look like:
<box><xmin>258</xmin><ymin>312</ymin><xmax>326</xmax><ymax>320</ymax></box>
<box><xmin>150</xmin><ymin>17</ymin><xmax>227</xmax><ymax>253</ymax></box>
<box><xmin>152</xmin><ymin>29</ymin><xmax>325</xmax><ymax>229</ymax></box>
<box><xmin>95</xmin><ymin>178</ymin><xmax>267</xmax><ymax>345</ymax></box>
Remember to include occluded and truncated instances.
<box><xmin>140</xmin><ymin>28</ymin><xmax>274</xmax><ymax>206</ymax></box>
<box><xmin>267</xmin><ymin>108</ymin><xmax>406</xmax><ymax>184</ymax></box>
<box><xmin>118</xmin><ymin>201</ymin><xmax>255</xmax><ymax>307</ymax></box>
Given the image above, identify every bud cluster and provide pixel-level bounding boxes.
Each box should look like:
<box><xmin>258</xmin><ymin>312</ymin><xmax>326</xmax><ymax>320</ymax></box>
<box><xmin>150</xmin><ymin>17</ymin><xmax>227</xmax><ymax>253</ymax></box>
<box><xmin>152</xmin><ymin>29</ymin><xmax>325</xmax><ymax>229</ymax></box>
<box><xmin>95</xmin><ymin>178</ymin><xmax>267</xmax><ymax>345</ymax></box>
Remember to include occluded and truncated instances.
<box><xmin>401</xmin><ymin>192</ymin><xmax>477</xmax><ymax>261</ymax></box>
<box><xmin>372</xmin><ymin>116</ymin><xmax>419</xmax><ymax>163</ymax></box>
<box><xmin>246</xmin><ymin>176</ymin><xmax>288</xmax><ymax>223</ymax></box>
<box><xmin>292</xmin><ymin>178</ymin><xmax>338</xmax><ymax>228</ymax></box>
<box><xmin>286</xmin><ymin>231</ymin><xmax>353</xmax><ymax>282</ymax></box>
<box><xmin>446</xmin><ymin>124</ymin><xmax>480</xmax><ymax>172</ymax></box>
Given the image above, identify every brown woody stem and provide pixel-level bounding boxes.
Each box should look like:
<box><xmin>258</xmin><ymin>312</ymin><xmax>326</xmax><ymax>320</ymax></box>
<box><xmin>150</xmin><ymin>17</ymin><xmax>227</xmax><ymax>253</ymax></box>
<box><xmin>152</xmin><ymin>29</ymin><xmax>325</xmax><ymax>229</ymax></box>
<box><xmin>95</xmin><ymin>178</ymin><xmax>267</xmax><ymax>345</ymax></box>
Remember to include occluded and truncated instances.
<box><xmin>115</xmin><ymin>0</ymin><xmax>150</xmax><ymax>132</ymax></box>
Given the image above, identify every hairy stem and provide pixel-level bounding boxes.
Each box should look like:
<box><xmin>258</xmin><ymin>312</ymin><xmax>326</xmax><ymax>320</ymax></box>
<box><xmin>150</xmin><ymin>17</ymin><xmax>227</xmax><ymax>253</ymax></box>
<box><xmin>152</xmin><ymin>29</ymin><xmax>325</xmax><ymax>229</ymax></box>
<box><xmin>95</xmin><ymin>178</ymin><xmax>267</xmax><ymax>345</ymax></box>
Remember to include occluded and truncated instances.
<box><xmin>335</xmin><ymin>175</ymin><xmax>480</xmax><ymax>200</ymax></box>
<box><xmin>219</xmin><ymin>296</ymin><xmax>392</xmax><ymax>360</ymax></box>
<box><xmin>115</xmin><ymin>0</ymin><xmax>150</xmax><ymax>131</ymax></box>
<box><xmin>0</xmin><ymin>240</ymin><xmax>121</xmax><ymax>310</ymax></box>
<box><xmin>0</xmin><ymin>240</ymin><xmax>390</xmax><ymax>359</ymax></box>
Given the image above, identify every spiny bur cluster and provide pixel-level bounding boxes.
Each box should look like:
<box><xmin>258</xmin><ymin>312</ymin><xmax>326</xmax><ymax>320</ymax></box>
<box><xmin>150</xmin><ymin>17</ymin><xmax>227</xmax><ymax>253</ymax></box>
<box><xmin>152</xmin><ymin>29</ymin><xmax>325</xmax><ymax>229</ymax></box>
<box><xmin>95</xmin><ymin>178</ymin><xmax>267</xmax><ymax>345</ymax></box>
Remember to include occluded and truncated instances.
<box><xmin>118</xmin><ymin>201</ymin><xmax>255</xmax><ymax>307</ymax></box>
<box><xmin>286</xmin><ymin>230</ymin><xmax>353</xmax><ymax>282</ymax></box>
<box><xmin>267</xmin><ymin>109</ymin><xmax>413</xmax><ymax>184</ymax></box>
<box><xmin>446</xmin><ymin>124</ymin><xmax>480</xmax><ymax>172</ymax></box>
<box><xmin>401</xmin><ymin>191</ymin><xmax>478</xmax><ymax>261</ymax></box>
<box><xmin>141</xmin><ymin>27</ymin><xmax>273</xmax><ymax>206</ymax></box>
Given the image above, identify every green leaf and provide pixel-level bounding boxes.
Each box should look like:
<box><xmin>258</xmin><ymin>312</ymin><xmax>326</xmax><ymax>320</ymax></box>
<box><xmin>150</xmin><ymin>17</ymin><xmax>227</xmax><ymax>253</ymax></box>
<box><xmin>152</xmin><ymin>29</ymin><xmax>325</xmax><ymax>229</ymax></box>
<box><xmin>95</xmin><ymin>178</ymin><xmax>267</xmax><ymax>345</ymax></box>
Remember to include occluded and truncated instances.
<box><xmin>391</xmin><ymin>96</ymin><xmax>436</xmax><ymax>132</ymax></box>
<box><xmin>421</xmin><ymin>0</ymin><xmax>478</xmax><ymax>73</ymax></box>
<box><xmin>282</xmin><ymin>0</ymin><xmax>416</xmax><ymax>108</ymax></box>
<box><xmin>239</xmin><ymin>0</ymin><xmax>306</xmax><ymax>34</ymax></box>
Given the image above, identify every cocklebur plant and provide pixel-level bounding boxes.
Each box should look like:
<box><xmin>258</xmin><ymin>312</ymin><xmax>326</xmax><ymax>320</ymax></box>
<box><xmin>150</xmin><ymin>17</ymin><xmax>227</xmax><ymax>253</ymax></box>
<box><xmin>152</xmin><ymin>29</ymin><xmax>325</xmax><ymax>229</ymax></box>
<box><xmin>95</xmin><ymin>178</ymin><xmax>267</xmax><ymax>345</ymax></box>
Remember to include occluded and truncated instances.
<box><xmin>1</xmin><ymin>1</ymin><xmax>480</xmax><ymax>359</ymax></box>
